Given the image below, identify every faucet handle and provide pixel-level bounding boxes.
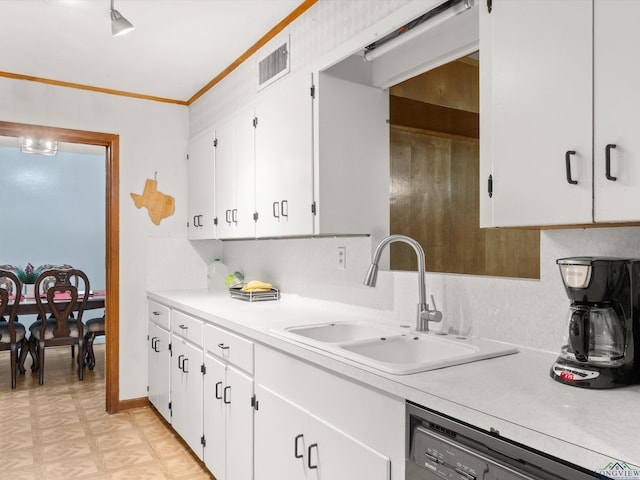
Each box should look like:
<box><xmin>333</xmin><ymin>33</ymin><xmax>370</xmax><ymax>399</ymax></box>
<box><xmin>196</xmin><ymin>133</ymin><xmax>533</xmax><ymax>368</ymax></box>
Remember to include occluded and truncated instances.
<box><xmin>427</xmin><ymin>295</ymin><xmax>442</xmax><ymax>323</ymax></box>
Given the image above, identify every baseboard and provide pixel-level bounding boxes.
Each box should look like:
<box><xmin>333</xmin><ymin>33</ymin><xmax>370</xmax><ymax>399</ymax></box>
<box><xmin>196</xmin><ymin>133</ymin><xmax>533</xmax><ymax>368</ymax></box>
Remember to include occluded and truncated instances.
<box><xmin>115</xmin><ymin>397</ymin><xmax>150</xmax><ymax>412</ymax></box>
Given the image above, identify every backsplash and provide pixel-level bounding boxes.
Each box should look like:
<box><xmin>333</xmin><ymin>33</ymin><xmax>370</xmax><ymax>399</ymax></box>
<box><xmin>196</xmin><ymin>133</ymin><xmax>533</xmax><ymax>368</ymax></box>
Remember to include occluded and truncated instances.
<box><xmin>222</xmin><ymin>227</ymin><xmax>640</xmax><ymax>353</ymax></box>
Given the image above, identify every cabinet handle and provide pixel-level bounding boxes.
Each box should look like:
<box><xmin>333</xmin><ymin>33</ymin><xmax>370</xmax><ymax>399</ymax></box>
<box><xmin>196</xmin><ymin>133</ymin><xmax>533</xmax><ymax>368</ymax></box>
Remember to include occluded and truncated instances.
<box><xmin>308</xmin><ymin>443</ymin><xmax>318</xmax><ymax>469</ymax></box>
<box><xmin>225</xmin><ymin>209</ymin><xmax>232</xmax><ymax>225</ymax></box>
<box><xmin>152</xmin><ymin>311</ymin><xmax>160</xmax><ymax>316</ymax></box>
<box><xmin>179</xmin><ymin>324</ymin><xmax>188</xmax><ymax>330</ymax></box>
<box><xmin>294</xmin><ymin>434</ymin><xmax>304</xmax><ymax>459</ymax></box>
<box><xmin>215</xmin><ymin>381</ymin><xmax>223</xmax><ymax>400</ymax></box>
<box><xmin>218</xmin><ymin>343</ymin><xmax>229</xmax><ymax>351</ymax></box>
<box><xmin>182</xmin><ymin>357</ymin><xmax>189</xmax><ymax>373</ymax></box>
<box><xmin>272</xmin><ymin>201</ymin><xmax>280</xmax><ymax>219</ymax></box>
<box><xmin>565</xmin><ymin>150</ymin><xmax>578</xmax><ymax>185</ymax></box>
<box><xmin>232</xmin><ymin>208</ymin><xmax>238</xmax><ymax>225</ymax></box>
<box><xmin>223</xmin><ymin>385</ymin><xmax>231</xmax><ymax>404</ymax></box>
<box><xmin>151</xmin><ymin>337</ymin><xmax>159</xmax><ymax>352</ymax></box>
<box><xmin>606</xmin><ymin>144</ymin><xmax>617</xmax><ymax>181</ymax></box>
<box><xmin>281</xmin><ymin>200</ymin><xmax>289</xmax><ymax>218</ymax></box>
<box><xmin>193</xmin><ymin>215</ymin><xmax>200</xmax><ymax>227</ymax></box>
<box><xmin>177</xmin><ymin>354</ymin><xmax>184</xmax><ymax>370</ymax></box>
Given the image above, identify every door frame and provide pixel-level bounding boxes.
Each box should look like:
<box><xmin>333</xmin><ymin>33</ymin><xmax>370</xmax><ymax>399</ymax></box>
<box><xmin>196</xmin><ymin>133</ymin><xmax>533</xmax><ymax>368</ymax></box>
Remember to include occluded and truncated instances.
<box><xmin>0</xmin><ymin>120</ymin><xmax>120</xmax><ymax>413</ymax></box>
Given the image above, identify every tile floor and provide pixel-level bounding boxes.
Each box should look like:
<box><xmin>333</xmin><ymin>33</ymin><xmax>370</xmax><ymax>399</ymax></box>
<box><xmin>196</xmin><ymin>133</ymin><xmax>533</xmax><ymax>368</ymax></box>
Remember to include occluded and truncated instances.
<box><xmin>0</xmin><ymin>344</ymin><xmax>214</xmax><ymax>480</ymax></box>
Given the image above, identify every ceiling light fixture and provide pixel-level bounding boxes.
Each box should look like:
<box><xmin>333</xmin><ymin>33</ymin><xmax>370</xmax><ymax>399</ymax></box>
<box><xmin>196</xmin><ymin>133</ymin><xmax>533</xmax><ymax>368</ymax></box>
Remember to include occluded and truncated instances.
<box><xmin>20</xmin><ymin>138</ymin><xmax>58</xmax><ymax>156</ymax></box>
<box><xmin>110</xmin><ymin>0</ymin><xmax>135</xmax><ymax>37</ymax></box>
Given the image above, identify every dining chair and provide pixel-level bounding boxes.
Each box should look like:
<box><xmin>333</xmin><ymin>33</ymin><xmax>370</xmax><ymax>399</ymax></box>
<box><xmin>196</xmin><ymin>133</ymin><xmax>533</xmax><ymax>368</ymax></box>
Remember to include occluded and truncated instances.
<box><xmin>0</xmin><ymin>269</ymin><xmax>27</xmax><ymax>388</ymax></box>
<box><xmin>30</xmin><ymin>267</ymin><xmax>90</xmax><ymax>385</ymax></box>
<box><xmin>84</xmin><ymin>313</ymin><xmax>105</xmax><ymax>370</ymax></box>
<box><xmin>35</xmin><ymin>265</ymin><xmax>78</xmax><ymax>360</ymax></box>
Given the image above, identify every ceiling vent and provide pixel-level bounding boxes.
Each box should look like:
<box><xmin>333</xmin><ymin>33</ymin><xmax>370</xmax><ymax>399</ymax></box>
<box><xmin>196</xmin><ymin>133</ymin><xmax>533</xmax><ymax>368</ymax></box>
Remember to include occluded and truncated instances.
<box><xmin>258</xmin><ymin>37</ymin><xmax>290</xmax><ymax>90</ymax></box>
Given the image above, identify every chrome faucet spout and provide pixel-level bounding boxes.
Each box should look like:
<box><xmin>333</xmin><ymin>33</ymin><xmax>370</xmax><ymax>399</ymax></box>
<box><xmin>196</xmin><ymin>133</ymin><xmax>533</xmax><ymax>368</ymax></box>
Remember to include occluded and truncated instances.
<box><xmin>363</xmin><ymin>234</ymin><xmax>441</xmax><ymax>331</ymax></box>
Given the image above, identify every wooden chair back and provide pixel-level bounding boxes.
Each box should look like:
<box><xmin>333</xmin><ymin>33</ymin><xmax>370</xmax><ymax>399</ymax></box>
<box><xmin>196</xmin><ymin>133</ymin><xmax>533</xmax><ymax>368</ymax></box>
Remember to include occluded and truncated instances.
<box><xmin>0</xmin><ymin>269</ymin><xmax>21</xmax><ymax>342</ymax></box>
<box><xmin>34</xmin><ymin>267</ymin><xmax>90</xmax><ymax>341</ymax></box>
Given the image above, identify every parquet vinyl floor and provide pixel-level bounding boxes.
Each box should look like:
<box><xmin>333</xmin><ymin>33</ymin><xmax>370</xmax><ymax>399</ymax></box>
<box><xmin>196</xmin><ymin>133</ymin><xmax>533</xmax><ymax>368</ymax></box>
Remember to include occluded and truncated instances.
<box><xmin>0</xmin><ymin>344</ymin><xmax>214</xmax><ymax>480</ymax></box>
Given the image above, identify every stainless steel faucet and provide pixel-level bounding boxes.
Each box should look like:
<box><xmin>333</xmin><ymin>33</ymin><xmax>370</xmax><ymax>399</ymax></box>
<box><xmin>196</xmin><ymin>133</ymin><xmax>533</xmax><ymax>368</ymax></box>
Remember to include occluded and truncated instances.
<box><xmin>363</xmin><ymin>234</ymin><xmax>442</xmax><ymax>332</ymax></box>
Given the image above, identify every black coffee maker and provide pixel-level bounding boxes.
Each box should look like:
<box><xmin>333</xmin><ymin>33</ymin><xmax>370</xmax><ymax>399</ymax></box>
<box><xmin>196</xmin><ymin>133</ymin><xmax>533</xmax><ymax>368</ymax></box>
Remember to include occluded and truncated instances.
<box><xmin>550</xmin><ymin>257</ymin><xmax>640</xmax><ymax>388</ymax></box>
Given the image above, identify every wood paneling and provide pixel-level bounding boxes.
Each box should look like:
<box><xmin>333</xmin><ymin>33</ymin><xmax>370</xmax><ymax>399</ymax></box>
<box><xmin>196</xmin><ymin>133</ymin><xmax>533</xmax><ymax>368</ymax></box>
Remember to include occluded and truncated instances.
<box><xmin>390</xmin><ymin>95</ymin><xmax>479</xmax><ymax>139</ymax></box>
<box><xmin>391</xmin><ymin>58</ymin><xmax>479</xmax><ymax>113</ymax></box>
<box><xmin>389</xmin><ymin>126</ymin><xmax>539</xmax><ymax>279</ymax></box>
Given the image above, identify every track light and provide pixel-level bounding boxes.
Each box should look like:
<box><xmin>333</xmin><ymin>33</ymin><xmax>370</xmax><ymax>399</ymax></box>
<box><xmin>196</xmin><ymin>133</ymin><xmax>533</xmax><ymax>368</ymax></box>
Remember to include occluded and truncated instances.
<box><xmin>110</xmin><ymin>0</ymin><xmax>135</xmax><ymax>37</ymax></box>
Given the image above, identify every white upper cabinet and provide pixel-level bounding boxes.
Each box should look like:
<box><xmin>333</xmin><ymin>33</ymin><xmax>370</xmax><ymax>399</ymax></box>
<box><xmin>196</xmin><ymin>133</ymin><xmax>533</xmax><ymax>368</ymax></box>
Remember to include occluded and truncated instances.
<box><xmin>215</xmin><ymin>107</ymin><xmax>257</xmax><ymax>239</ymax></box>
<box><xmin>255</xmin><ymin>70</ymin><xmax>314</xmax><ymax>237</ymax></box>
<box><xmin>481</xmin><ymin>0</ymin><xmax>640</xmax><ymax>227</ymax></box>
<box><xmin>480</xmin><ymin>0</ymin><xmax>592</xmax><ymax>227</ymax></box>
<box><xmin>593</xmin><ymin>0</ymin><xmax>640</xmax><ymax>222</ymax></box>
<box><xmin>187</xmin><ymin>129</ymin><xmax>217</xmax><ymax>239</ymax></box>
<box><xmin>314</xmin><ymin>72</ymin><xmax>389</xmax><ymax>237</ymax></box>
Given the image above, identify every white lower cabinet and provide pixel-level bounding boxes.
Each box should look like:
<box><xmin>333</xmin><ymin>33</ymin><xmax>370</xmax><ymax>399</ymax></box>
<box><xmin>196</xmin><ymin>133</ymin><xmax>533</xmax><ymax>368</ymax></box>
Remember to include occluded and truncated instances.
<box><xmin>203</xmin><ymin>324</ymin><xmax>255</xmax><ymax>480</ymax></box>
<box><xmin>253</xmin><ymin>345</ymin><xmax>403</xmax><ymax>480</ymax></box>
<box><xmin>171</xmin><ymin>311</ymin><xmax>204</xmax><ymax>460</ymax></box>
<box><xmin>204</xmin><ymin>355</ymin><xmax>254</xmax><ymax>480</ymax></box>
<box><xmin>254</xmin><ymin>384</ymin><xmax>390</xmax><ymax>480</ymax></box>
<box><xmin>147</xmin><ymin>303</ymin><xmax>171</xmax><ymax>423</ymax></box>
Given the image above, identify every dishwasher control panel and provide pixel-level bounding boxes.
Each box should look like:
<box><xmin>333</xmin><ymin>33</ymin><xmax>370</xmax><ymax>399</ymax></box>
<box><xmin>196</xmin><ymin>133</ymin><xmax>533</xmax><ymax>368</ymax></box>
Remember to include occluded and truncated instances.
<box><xmin>406</xmin><ymin>402</ymin><xmax>606</xmax><ymax>480</ymax></box>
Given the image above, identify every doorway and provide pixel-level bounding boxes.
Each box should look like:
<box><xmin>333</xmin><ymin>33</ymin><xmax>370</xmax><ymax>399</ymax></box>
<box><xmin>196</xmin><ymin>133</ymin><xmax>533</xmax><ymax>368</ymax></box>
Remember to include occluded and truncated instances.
<box><xmin>0</xmin><ymin>120</ymin><xmax>120</xmax><ymax>413</ymax></box>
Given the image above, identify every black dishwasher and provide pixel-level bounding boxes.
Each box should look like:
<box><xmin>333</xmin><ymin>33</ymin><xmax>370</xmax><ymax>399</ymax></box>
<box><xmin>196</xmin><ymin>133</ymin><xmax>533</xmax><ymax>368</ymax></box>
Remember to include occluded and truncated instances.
<box><xmin>406</xmin><ymin>402</ymin><xmax>608</xmax><ymax>480</ymax></box>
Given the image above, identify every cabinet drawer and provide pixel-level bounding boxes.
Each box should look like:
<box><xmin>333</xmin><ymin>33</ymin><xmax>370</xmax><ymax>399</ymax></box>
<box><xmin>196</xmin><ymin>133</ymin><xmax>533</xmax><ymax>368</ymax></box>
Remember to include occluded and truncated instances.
<box><xmin>172</xmin><ymin>310</ymin><xmax>204</xmax><ymax>347</ymax></box>
<box><xmin>205</xmin><ymin>324</ymin><xmax>254</xmax><ymax>374</ymax></box>
<box><xmin>148</xmin><ymin>300</ymin><xmax>170</xmax><ymax>330</ymax></box>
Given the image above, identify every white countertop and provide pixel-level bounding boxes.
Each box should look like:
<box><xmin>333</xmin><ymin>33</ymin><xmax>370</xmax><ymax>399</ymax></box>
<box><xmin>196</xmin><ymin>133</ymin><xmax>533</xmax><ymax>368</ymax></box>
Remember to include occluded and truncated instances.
<box><xmin>148</xmin><ymin>288</ymin><xmax>640</xmax><ymax>473</ymax></box>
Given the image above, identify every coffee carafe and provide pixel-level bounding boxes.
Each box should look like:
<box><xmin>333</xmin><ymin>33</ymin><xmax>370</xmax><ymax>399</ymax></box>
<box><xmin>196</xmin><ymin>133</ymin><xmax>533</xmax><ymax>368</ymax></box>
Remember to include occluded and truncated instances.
<box><xmin>551</xmin><ymin>257</ymin><xmax>640</xmax><ymax>388</ymax></box>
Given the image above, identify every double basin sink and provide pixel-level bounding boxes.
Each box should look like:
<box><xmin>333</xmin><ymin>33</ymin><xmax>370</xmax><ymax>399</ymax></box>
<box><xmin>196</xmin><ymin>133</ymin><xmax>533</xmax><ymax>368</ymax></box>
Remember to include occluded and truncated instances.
<box><xmin>275</xmin><ymin>321</ymin><xmax>517</xmax><ymax>375</ymax></box>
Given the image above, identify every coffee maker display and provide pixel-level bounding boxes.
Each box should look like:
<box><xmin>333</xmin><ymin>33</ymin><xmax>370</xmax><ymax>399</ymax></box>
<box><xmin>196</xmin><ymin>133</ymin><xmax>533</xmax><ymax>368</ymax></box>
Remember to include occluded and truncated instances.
<box><xmin>551</xmin><ymin>257</ymin><xmax>640</xmax><ymax>388</ymax></box>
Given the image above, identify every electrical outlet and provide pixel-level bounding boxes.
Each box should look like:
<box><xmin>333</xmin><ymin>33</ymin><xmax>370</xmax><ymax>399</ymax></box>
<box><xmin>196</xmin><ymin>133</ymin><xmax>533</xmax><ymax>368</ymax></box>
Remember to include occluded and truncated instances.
<box><xmin>337</xmin><ymin>247</ymin><xmax>346</xmax><ymax>269</ymax></box>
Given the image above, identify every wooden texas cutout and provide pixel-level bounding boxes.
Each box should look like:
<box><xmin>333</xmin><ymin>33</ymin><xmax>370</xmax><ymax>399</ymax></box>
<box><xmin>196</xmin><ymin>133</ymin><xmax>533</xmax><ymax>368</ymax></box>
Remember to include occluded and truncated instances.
<box><xmin>130</xmin><ymin>179</ymin><xmax>175</xmax><ymax>225</ymax></box>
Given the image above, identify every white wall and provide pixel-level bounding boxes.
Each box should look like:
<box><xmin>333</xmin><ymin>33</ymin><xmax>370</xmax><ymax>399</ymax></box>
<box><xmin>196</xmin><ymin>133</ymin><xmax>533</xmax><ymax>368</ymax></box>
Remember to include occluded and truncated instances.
<box><xmin>0</xmin><ymin>146</ymin><xmax>106</xmax><ymax>289</ymax></box>
<box><xmin>0</xmin><ymin>77</ymin><xmax>203</xmax><ymax>400</ymax></box>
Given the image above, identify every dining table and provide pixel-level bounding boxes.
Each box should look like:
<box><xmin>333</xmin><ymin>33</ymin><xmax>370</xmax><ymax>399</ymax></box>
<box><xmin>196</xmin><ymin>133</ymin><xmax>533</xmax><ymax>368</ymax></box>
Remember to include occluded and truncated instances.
<box><xmin>14</xmin><ymin>291</ymin><xmax>106</xmax><ymax>316</ymax></box>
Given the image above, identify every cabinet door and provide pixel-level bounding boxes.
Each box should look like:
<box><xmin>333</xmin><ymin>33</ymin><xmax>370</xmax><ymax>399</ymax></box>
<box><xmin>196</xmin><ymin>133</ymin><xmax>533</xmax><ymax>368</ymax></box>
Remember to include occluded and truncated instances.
<box><xmin>255</xmin><ymin>71</ymin><xmax>314</xmax><ymax>237</ymax></box>
<box><xmin>480</xmin><ymin>0</ymin><xmax>592</xmax><ymax>227</ymax></box>
<box><xmin>307</xmin><ymin>413</ymin><xmax>390</xmax><ymax>480</ymax></box>
<box><xmin>187</xmin><ymin>130</ymin><xmax>216</xmax><ymax>239</ymax></box>
<box><xmin>233</xmin><ymin>107</ymin><xmax>257</xmax><ymax>238</ymax></box>
<box><xmin>226</xmin><ymin>365</ymin><xmax>254</xmax><ymax>480</ymax></box>
<box><xmin>171</xmin><ymin>336</ymin><xmax>204</xmax><ymax>460</ymax></box>
<box><xmin>147</xmin><ymin>321</ymin><xmax>171</xmax><ymax>422</ymax></box>
<box><xmin>215</xmin><ymin>118</ymin><xmax>236</xmax><ymax>239</ymax></box>
<box><xmin>203</xmin><ymin>353</ymin><xmax>226</xmax><ymax>480</ymax></box>
<box><xmin>216</xmin><ymin>108</ymin><xmax>256</xmax><ymax>239</ymax></box>
<box><xmin>254</xmin><ymin>384</ymin><xmax>310</xmax><ymax>480</ymax></box>
<box><xmin>593</xmin><ymin>0</ymin><xmax>640</xmax><ymax>222</ymax></box>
